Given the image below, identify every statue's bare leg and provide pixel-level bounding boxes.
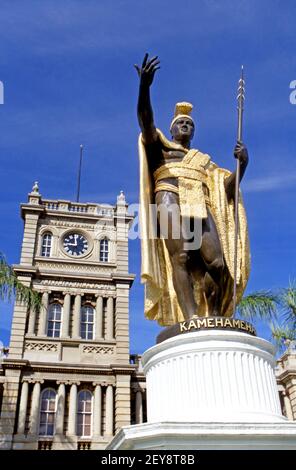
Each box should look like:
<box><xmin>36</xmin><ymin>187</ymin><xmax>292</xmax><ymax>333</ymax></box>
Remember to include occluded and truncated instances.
<box><xmin>200</xmin><ymin>209</ymin><xmax>224</xmax><ymax>316</ymax></box>
<box><xmin>155</xmin><ymin>191</ymin><xmax>197</xmax><ymax>320</ymax></box>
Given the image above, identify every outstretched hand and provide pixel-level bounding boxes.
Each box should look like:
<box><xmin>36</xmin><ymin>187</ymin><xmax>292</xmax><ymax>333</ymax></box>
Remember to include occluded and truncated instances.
<box><xmin>234</xmin><ymin>140</ymin><xmax>249</xmax><ymax>166</ymax></box>
<box><xmin>134</xmin><ymin>53</ymin><xmax>160</xmax><ymax>87</ymax></box>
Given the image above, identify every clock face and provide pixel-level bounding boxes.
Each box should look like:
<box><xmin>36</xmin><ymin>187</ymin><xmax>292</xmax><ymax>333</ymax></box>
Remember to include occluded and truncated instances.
<box><xmin>63</xmin><ymin>233</ymin><xmax>88</xmax><ymax>256</ymax></box>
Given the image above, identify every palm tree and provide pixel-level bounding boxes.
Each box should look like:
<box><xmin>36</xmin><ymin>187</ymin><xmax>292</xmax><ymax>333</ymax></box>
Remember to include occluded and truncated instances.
<box><xmin>237</xmin><ymin>290</ymin><xmax>278</xmax><ymax>323</ymax></box>
<box><xmin>237</xmin><ymin>282</ymin><xmax>296</xmax><ymax>353</ymax></box>
<box><xmin>0</xmin><ymin>253</ymin><xmax>41</xmax><ymax>311</ymax></box>
<box><xmin>270</xmin><ymin>282</ymin><xmax>296</xmax><ymax>352</ymax></box>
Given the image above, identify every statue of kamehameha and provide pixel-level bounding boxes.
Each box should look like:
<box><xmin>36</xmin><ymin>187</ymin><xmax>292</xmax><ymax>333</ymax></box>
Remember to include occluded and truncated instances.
<box><xmin>135</xmin><ymin>54</ymin><xmax>250</xmax><ymax>326</ymax></box>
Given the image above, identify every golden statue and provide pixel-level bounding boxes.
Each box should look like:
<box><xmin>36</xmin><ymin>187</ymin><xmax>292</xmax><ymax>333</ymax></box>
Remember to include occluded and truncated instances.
<box><xmin>135</xmin><ymin>54</ymin><xmax>250</xmax><ymax>326</ymax></box>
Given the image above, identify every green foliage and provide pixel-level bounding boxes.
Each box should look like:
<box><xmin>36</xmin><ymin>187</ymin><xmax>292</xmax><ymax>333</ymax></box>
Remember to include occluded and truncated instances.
<box><xmin>237</xmin><ymin>281</ymin><xmax>296</xmax><ymax>354</ymax></box>
<box><xmin>0</xmin><ymin>254</ymin><xmax>41</xmax><ymax>311</ymax></box>
<box><xmin>278</xmin><ymin>281</ymin><xmax>296</xmax><ymax>328</ymax></box>
<box><xmin>270</xmin><ymin>324</ymin><xmax>295</xmax><ymax>350</ymax></box>
<box><xmin>237</xmin><ymin>291</ymin><xmax>277</xmax><ymax>322</ymax></box>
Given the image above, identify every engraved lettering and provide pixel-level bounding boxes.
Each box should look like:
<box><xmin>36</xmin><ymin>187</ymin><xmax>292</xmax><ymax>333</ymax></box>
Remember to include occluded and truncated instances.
<box><xmin>180</xmin><ymin>322</ymin><xmax>188</xmax><ymax>332</ymax></box>
<box><xmin>240</xmin><ymin>320</ymin><xmax>247</xmax><ymax>330</ymax></box>
<box><xmin>215</xmin><ymin>318</ymin><xmax>224</xmax><ymax>327</ymax></box>
<box><xmin>188</xmin><ymin>319</ymin><xmax>197</xmax><ymax>330</ymax></box>
<box><xmin>207</xmin><ymin>318</ymin><xmax>214</xmax><ymax>327</ymax></box>
<box><xmin>196</xmin><ymin>319</ymin><xmax>207</xmax><ymax>328</ymax></box>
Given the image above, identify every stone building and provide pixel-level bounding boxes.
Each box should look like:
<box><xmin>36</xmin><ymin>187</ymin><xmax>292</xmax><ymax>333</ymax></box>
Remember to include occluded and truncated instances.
<box><xmin>0</xmin><ymin>186</ymin><xmax>295</xmax><ymax>450</ymax></box>
<box><xmin>0</xmin><ymin>185</ymin><xmax>145</xmax><ymax>450</ymax></box>
<box><xmin>276</xmin><ymin>342</ymin><xmax>296</xmax><ymax>421</ymax></box>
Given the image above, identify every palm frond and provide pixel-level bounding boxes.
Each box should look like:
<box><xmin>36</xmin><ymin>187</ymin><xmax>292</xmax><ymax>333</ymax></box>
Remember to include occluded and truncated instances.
<box><xmin>237</xmin><ymin>291</ymin><xmax>278</xmax><ymax>322</ymax></box>
<box><xmin>278</xmin><ymin>281</ymin><xmax>296</xmax><ymax>327</ymax></box>
<box><xmin>0</xmin><ymin>253</ymin><xmax>40</xmax><ymax>311</ymax></box>
<box><xmin>270</xmin><ymin>323</ymin><xmax>296</xmax><ymax>353</ymax></box>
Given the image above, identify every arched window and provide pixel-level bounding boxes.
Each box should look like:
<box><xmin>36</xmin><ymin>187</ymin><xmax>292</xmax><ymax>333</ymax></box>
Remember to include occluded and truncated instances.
<box><xmin>80</xmin><ymin>305</ymin><xmax>94</xmax><ymax>340</ymax></box>
<box><xmin>47</xmin><ymin>303</ymin><xmax>62</xmax><ymax>338</ymax></box>
<box><xmin>41</xmin><ymin>233</ymin><xmax>52</xmax><ymax>257</ymax></box>
<box><xmin>99</xmin><ymin>238</ymin><xmax>109</xmax><ymax>262</ymax></box>
<box><xmin>39</xmin><ymin>388</ymin><xmax>56</xmax><ymax>436</ymax></box>
<box><xmin>77</xmin><ymin>390</ymin><xmax>93</xmax><ymax>437</ymax></box>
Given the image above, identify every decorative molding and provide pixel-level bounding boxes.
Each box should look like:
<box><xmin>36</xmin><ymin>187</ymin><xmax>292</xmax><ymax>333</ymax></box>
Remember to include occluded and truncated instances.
<box><xmin>64</xmin><ymin>380</ymin><xmax>81</xmax><ymax>386</ymax></box>
<box><xmin>35</xmin><ymin>261</ymin><xmax>115</xmax><ymax>274</ymax></box>
<box><xmin>48</xmin><ymin>220</ymin><xmax>97</xmax><ymax>230</ymax></box>
<box><xmin>35</xmin><ymin>279</ymin><xmax>116</xmax><ymax>292</ymax></box>
<box><xmin>38</xmin><ymin>225</ymin><xmax>59</xmax><ymax>237</ymax></box>
<box><xmin>26</xmin><ymin>378</ymin><xmax>45</xmax><ymax>384</ymax></box>
<box><xmin>25</xmin><ymin>342</ymin><xmax>58</xmax><ymax>352</ymax></box>
<box><xmin>92</xmin><ymin>381</ymin><xmax>114</xmax><ymax>387</ymax></box>
<box><xmin>82</xmin><ymin>345</ymin><xmax>115</xmax><ymax>355</ymax></box>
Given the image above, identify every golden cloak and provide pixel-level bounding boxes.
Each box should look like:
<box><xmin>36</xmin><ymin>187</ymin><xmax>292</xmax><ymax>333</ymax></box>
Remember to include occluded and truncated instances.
<box><xmin>139</xmin><ymin>129</ymin><xmax>250</xmax><ymax>325</ymax></box>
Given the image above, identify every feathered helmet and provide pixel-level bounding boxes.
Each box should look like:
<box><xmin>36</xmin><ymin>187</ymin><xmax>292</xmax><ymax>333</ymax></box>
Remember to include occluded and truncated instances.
<box><xmin>170</xmin><ymin>102</ymin><xmax>194</xmax><ymax>132</ymax></box>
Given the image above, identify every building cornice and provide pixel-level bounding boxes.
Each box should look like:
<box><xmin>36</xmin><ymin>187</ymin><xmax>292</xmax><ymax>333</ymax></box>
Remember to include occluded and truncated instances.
<box><xmin>2</xmin><ymin>359</ymin><xmax>136</xmax><ymax>376</ymax></box>
<box><xmin>112</xmin><ymin>273</ymin><xmax>136</xmax><ymax>286</ymax></box>
<box><xmin>36</xmin><ymin>270</ymin><xmax>114</xmax><ymax>282</ymax></box>
<box><xmin>13</xmin><ymin>265</ymin><xmax>37</xmax><ymax>276</ymax></box>
<box><xmin>21</xmin><ymin>204</ymin><xmax>45</xmax><ymax>219</ymax></box>
<box><xmin>276</xmin><ymin>369</ymin><xmax>296</xmax><ymax>384</ymax></box>
<box><xmin>113</xmin><ymin>214</ymin><xmax>134</xmax><ymax>223</ymax></box>
<box><xmin>2</xmin><ymin>359</ymin><xmax>30</xmax><ymax>370</ymax></box>
<box><xmin>110</xmin><ymin>364</ymin><xmax>137</xmax><ymax>375</ymax></box>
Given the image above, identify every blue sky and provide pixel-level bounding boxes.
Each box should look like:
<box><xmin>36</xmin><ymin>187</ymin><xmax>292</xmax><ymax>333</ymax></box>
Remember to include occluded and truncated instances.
<box><xmin>0</xmin><ymin>0</ymin><xmax>295</xmax><ymax>353</ymax></box>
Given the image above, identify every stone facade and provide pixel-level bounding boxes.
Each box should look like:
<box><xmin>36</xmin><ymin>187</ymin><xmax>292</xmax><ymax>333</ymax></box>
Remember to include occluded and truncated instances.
<box><xmin>0</xmin><ymin>186</ymin><xmax>146</xmax><ymax>450</ymax></box>
<box><xmin>275</xmin><ymin>343</ymin><xmax>296</xmax><ymax>421</ymax></box>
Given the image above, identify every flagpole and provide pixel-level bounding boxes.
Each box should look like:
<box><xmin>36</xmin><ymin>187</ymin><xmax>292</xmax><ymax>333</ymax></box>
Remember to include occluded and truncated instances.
<box><xmin>76</xmin><ymin>144</ymin><xmax>83</xmax><ymax>202</ymax></box>
<box><xmin>233</xmin><ymin>66</ymin><xmax>245</xmax><ymax>317</ymax></box>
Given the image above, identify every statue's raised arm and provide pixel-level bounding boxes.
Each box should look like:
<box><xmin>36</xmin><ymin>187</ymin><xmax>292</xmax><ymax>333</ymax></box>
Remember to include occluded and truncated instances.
<box><xmin>135</xmin><ymin>53</ymin><xmax>160</xmax><ymax>144</ymax></box>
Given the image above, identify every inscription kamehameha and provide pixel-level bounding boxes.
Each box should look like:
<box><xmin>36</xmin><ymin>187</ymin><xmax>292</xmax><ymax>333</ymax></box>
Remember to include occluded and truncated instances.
<box><xmin>179</xmin><ymin>316</ymin><xmax>256</xmax><ymax>336</ymax></box>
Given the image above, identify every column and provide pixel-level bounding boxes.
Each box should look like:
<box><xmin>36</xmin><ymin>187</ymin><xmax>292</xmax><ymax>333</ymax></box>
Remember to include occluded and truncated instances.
<box><xmin>106</xmin><ymin>297</ymin><xmax>114</xmax><ymax>340</ymax></box>
<box><xmin>55</xmin><ymin>383</ymin><xmax>66</xmax><ymax>435</ymax></box>
<box><xmin>68</xmin><ymin>383</ymin><xmax>78</xmax><ymax>435</ymax></box>
<box><xmin>105</xmin><ymin>385</ymin><xmax>114</xmax><ymax>436</ymax></box>
<box><xmin>38</xmin><ymin>291</ymin><xmax>49</xmax><ymax>336</ymax></box>
<box><xmin>93</xmin><ymin>384</ymin><xmax>102</xmax><ymax>436</ymax></box>
<box><xmin>61</xmin><ymin>293</ymin><xmax>71</xmax><ymax>338</ymax></box>
<box><xmin>72</xmin><ymin>294</ymin><xmax>81</xmax><ymax>338</ymax></box>
<box><xmin>95</xmin><ymin>296</ymin><xmax>103</xmax><ymax>340</ymax></box>
<box><xmin>283</xmin><ymin>390</ymin><xmax>294</xmax><ymax>420</ymax></box>
<box><xmin>17</xmin><ymin>381</ymin><xmax>29</xmax><ymax>434</ymax></box>
<box><xmin>135</xmin><ymin>390</ymin><xmax>143</xmax><ymax>424</ymax></box>
<box><xmin>29</xmin><ymin>381</ymin><xmax>41</xmax><ymax>434</ymax></box>
<box><xmin>27</xmin><ymin>308</ymin><xmax>37</xmax><ymax>335</ymax></box>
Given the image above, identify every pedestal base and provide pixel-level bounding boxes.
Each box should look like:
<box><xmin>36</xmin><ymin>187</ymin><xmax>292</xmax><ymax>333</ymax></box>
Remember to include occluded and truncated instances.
<box><xmin>143</xmin><ymin>330</ymin><xmax>284</xmax><ymax>423</ymax></box>
<box><xmin>108</xmin><ymin>330</ymin><xmax>296</xmax><ymax>450</ymax></box>
<box><xmin>107</xmin><ymin>421</ymin><xmax>296</xmax><ymax>450</ymax></box>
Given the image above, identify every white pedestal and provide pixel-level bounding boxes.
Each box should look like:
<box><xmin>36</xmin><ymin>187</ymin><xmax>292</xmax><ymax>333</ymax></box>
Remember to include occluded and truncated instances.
<box><xmin>107</xmin><ymin>330</ymin><xmax>296</xmax><ymax>450</ymax></box>
<box><xmin>108</xmin><ymin>421</ymin><xmax>296</xmax><ymax>450</ymax></box>
<box><xmin>143</xmin><ymin>330</ymin><xmax>284</xmax><ymax>423</ymax></box>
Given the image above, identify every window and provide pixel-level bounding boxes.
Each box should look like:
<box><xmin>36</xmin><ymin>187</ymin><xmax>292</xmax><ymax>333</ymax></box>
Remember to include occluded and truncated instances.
<box><xmin>41</xmin><ymin>233</ymin><xmax>52</xmax><ymax>257</ymax></box>
<box><xmin>81</xmin><ymin>305</ymin><xmax>94</xmax><ymax>340</ymax></box>
<box><xmin>77</xmin><ymin>390</ymin><xmax>93</xmax><ymax>437</ymax></box>
<box><xmin>99</xmin><ymin>238</ymin><xmax>109</xmax><ymax>262</ymax></box>
<box><xmin>47</xmin><ymin>303</ymin><xmax>62</xmax><ymax>338</ymax></box>
<box><xmin>39</xmin><ymin>389</ymin><xmax>56</xmax><ymax>436</ymax></box>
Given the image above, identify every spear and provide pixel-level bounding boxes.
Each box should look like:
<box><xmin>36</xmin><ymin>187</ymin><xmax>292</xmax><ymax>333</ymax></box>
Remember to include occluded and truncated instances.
<box><xmin>233</xmin><ymin>66</ymin><xmax>245</xmax><ymax>317</ymax></box>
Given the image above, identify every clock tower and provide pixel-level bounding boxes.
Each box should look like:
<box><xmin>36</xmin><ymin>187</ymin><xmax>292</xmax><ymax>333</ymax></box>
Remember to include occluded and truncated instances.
<box><xmin>0</xmin><ymin>183</ymin><xmax>136</xmax><ymax>450</ymax></box>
